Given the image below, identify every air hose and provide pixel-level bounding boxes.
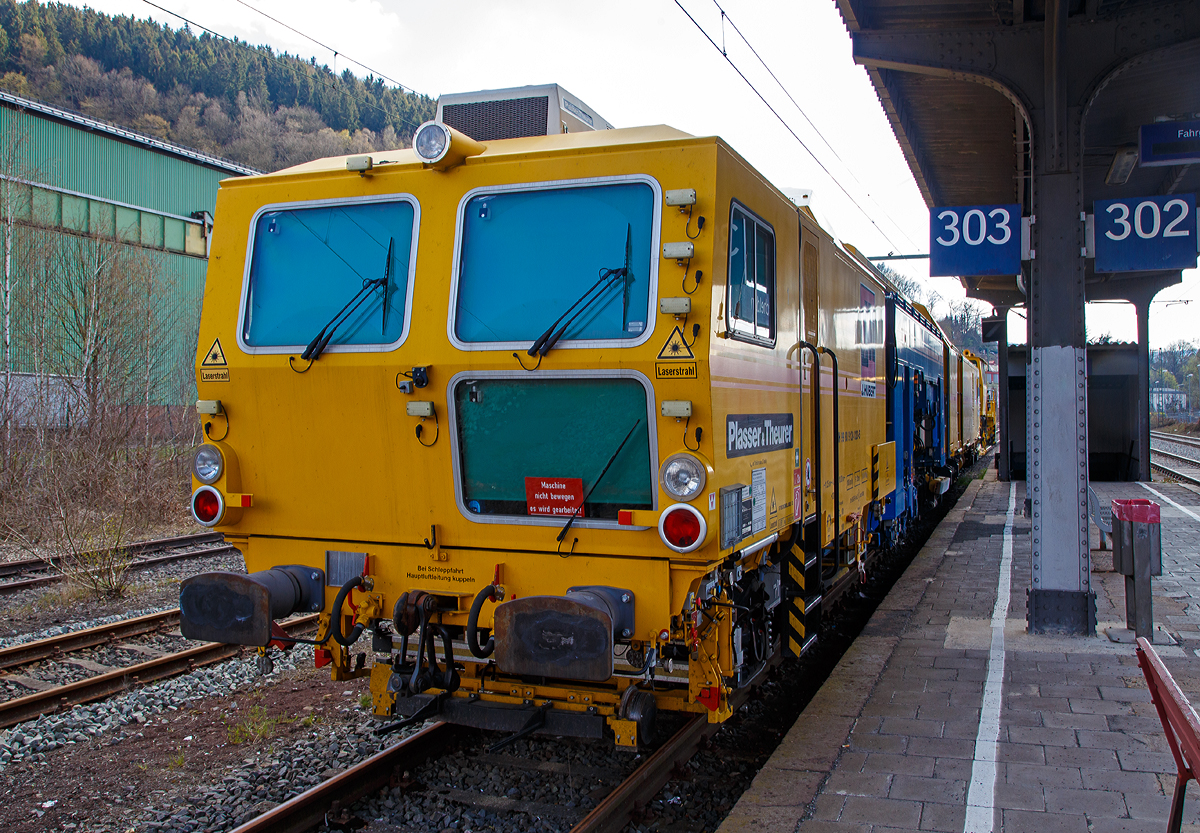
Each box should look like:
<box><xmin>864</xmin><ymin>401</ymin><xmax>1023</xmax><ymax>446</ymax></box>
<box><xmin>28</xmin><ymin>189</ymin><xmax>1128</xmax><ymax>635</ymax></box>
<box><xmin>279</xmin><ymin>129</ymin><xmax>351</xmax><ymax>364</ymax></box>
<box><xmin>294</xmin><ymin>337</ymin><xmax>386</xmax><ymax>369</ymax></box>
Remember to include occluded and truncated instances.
<box><xmin>467</xmin><ymin>584</ymin><xmax>497</xmax><ymax>658</ymax></box>
<box><xmin>331</xmin><ymin>575</ymin><xmax>365</xmax><ymax>646</ymax></box>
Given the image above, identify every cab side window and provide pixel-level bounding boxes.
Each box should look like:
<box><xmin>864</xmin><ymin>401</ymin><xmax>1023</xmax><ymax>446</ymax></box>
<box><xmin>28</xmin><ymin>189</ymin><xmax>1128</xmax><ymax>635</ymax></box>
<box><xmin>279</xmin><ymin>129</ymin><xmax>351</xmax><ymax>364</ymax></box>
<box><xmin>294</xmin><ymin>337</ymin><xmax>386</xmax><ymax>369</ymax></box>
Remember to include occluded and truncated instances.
<box><xmin>727</xmin><ymin>203</ymin><xmax>775</xmax><ymax>346</ymax></box>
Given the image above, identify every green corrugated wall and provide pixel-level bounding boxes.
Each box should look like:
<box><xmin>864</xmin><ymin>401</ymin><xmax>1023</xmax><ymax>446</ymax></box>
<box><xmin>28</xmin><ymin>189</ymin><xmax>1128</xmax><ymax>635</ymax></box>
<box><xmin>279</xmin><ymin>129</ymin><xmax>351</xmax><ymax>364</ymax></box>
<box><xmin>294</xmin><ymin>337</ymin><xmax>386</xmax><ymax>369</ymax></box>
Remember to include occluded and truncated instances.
<box><xmin>0</xmin><ymin>103</ymin><xmax>237</xmax><ymax>216</ymax></box>
<box><xmin>1</xmin><ymin>99</ymin><xmax>248</xmax><ymax>406</ymax></box>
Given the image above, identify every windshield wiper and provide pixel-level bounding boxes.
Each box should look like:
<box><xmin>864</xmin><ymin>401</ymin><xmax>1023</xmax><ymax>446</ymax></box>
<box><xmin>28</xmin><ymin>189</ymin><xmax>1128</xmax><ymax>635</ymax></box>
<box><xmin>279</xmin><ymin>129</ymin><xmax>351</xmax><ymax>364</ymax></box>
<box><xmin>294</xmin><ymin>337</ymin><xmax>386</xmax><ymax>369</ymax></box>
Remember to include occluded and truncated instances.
<box><xmin>381</xmin><ymin>237</ymin><xmax>394</xmax><ymax>337</ymax></box>
<box><xmin>301</xmin><ymin>238</ymin><xmax>393</xmax><ymax>361</ymax></box>
<box><xmin>528</xmin><ymin>225</ymin><xmax>632</xmax><ymax>358</ymax></box>
<box><xmin>557</xmin><ymin>419</ymin><xmax>641</xmax><ymax>543</ymax></box>
<box><xmin>301</xmin><ymin>275</ymin><xmax>385</xmax><ymax>361</ymax></box>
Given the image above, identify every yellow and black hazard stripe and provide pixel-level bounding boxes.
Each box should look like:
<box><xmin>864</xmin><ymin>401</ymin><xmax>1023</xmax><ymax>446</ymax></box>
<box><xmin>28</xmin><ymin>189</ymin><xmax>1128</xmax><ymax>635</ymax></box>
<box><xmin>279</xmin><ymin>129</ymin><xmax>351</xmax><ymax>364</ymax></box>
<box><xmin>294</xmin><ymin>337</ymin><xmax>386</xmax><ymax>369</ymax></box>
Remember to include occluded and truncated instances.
<box><xmin>872</xmin><ymin>446</ymin><xmax>881</xmax><ymax>501</ymax></box>
<box><xmin>781</xmin><ymin>540</ymin><xmax>822</xmax><ymax>657</ymax></box>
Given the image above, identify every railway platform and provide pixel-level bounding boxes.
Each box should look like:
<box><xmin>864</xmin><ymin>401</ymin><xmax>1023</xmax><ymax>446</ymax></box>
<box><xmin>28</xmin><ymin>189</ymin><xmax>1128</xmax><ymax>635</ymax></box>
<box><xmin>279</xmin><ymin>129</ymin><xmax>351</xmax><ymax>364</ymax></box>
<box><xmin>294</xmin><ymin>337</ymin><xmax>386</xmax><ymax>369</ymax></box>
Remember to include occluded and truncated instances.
<box><xmin>719</xmin><ymin>466</ymin><xmax>1200</xmax><ymax>833</ymax></box>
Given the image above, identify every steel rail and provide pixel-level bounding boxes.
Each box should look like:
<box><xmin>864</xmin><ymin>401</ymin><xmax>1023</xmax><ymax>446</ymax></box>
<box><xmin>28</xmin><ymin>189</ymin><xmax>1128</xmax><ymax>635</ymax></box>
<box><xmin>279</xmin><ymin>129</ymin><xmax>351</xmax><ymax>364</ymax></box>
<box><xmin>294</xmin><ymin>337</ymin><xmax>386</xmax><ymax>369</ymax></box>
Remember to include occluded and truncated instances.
<box><xmin>569</xmin><ymin>713</ymin><xmax>711</xmax><ymax>833</ymax></box>
<box><xmin>1151</xmin><ymin>460</ymin><xmax>1200</xmax><ymax>488</ymax></box>
<box><xmin>0</xmin><ymin>609</ymin><xmax>183</xmax><ymax>671</ymax></box>
<box><xmin>0</xmin><ymin>544</ymin><xmax>239</xmax><ymax>596</ymax></box>
<box><xmin>1151</xmin><ymin>431</ymin><xmax>1200</xmax><ymax>451</ymax></box>
<box><xmin>0</xmin><ymin>531</ymin><xmax>225</xmax><ymax>579</ymax></box>
<box><xmin>1154</xmin><ymin>448</ymin><xmax>1200</xmax><ymax>470</ymax></box>
<box><xmin>227</xmin><ymin>721</ymin><xmax>454</xmax><ymax>833</ymax></box>
<box><xmin>0</xmin><ymin>614</ymin><xmax>318</xmax><ymax>730</ymax></box>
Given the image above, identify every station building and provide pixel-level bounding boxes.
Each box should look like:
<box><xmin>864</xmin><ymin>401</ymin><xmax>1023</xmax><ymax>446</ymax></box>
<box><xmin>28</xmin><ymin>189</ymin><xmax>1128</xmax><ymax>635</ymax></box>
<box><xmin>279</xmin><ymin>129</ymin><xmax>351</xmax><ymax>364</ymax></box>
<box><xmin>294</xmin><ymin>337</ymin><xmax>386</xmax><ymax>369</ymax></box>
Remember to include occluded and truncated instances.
<box><xmin>0</xmin><ymin>90</ymin><xmax>254</xmax><ymax>426</ymax></box>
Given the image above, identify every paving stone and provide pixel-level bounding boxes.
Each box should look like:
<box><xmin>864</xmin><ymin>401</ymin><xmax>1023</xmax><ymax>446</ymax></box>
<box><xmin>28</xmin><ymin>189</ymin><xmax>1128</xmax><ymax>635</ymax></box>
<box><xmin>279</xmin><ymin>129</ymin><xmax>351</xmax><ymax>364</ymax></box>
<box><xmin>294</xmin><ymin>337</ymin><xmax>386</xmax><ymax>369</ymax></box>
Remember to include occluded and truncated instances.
<box><xmin>1043</xmin><ymin>786</ymin><xmax>1127</xmax><ymax>815</ymax></box>
<box><xmin>1123</xmin><ymin>791</ymin><xmax>1174</xmax><ymax>820</ymax></box>
<box><xmin>917</xmin><ymin>800</ymin><xmax>966</xmax><ymax>832</ymax></box>
<box><xmin>1080</xmin><ymin>767</ymin><xmax>1167</xmax><ymax>793</ymax></box>
<box><xmin>887</xmin><ymin>774</ymin><xmax>965</xmax><ymax>805</ymax></box>
<box><xmin>1001</xmin><ymin>808</ymin><xmax>1091</xmax><ymax>833</ymax></box>
<box><xmin>859</xmin><ymin>752</ymin><xmax>936</xmax><ymax>778</ymax></box>
<box><xmin>1117</xmin><ymin>750</ymin><xmax>1178</xmax><ymax>773</ymax></box>
<box><xmin>837</xmin><ymin>795</ymin><xmax>923</xmax><ymax>827</ymax></box>
<box><xmin>1087</xmin><ymin>819</ymin><xmax>1171</xmax><ymax>833</ymax></box>
<box><xmin>849</xmin><ymin>733</ymin><xmax>909</xmax><ymax>754</ymax></box>
<box><xmin>825</xmin><ymin>771</ymin><xmax>893</xmax><ymax>798</ymax></box>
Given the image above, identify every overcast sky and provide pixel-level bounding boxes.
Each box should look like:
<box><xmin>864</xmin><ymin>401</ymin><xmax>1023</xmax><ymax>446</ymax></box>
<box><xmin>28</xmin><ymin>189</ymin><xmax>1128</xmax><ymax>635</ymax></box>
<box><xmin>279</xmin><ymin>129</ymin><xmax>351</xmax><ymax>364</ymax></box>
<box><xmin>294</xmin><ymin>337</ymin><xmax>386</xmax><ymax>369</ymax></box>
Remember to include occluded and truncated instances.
<box><xmin>58</xmin><ymin>0</ymin><xmax>1200</xmax><ymax>349</ymax></box>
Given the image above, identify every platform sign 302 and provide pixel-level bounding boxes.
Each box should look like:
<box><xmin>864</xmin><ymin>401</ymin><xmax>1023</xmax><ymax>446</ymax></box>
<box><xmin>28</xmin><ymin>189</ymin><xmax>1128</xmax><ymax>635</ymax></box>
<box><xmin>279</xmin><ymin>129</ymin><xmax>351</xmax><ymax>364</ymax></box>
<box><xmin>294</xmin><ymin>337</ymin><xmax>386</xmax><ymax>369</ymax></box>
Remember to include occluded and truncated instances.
<box><xmin>1093</xmin><ymin>194</ymin><xmax>1198</xmax><ymax>273</ymax></box>
<box><xmin>929</xmin><ymin>203</ymin><xmax>1022</xmax><ymax>277</ymax></box>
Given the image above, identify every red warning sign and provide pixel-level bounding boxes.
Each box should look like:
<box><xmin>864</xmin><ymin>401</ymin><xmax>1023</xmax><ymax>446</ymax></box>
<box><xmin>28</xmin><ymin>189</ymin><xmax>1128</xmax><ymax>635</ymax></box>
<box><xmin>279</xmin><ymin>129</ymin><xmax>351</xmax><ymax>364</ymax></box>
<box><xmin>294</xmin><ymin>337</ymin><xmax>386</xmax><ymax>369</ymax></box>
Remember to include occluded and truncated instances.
<box><xmin>525</xmin><ymin>477</ymin><xmax>585</xmax><ymax>517</ymax></box>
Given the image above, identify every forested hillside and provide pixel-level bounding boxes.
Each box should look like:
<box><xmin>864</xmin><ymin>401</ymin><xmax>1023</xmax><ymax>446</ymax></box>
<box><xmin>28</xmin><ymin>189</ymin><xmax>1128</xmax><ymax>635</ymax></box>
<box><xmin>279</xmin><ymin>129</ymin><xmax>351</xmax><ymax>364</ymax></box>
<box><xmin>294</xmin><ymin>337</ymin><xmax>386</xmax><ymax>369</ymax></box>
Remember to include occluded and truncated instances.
<box><xmin>0</xmin><ymin>0</ymin><xmax>434</xmax><ymax>170</ymax></box>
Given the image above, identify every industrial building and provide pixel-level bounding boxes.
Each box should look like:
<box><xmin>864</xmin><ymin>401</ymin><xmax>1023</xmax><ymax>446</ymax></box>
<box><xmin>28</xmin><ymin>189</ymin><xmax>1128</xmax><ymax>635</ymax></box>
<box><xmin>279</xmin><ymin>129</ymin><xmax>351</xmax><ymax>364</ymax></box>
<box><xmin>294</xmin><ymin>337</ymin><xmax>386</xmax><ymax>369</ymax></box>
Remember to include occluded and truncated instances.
<box><xmin>0</xmin><ymin>90</ymin><xmax>254</xmax><ymax>425</ymax></box>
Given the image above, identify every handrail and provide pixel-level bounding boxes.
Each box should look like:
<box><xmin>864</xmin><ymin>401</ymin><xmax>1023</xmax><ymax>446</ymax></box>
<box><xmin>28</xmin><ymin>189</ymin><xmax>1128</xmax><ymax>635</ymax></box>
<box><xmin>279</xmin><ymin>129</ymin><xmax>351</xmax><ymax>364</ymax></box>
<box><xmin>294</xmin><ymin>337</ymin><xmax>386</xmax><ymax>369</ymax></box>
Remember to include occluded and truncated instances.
<box><xmin>820</xmin><ymin>346</ymin><xmax>841</xmax><ymax>575</ymax></box>
<box><xmin>1136</xmin><ymin>637</ymin><xmax>1200</xmax><ymax>833</ymax></box>
<box><xmin>789</xmin><ymin>341</ymin><xmax>823</xmax><ymax>553</ymax></box>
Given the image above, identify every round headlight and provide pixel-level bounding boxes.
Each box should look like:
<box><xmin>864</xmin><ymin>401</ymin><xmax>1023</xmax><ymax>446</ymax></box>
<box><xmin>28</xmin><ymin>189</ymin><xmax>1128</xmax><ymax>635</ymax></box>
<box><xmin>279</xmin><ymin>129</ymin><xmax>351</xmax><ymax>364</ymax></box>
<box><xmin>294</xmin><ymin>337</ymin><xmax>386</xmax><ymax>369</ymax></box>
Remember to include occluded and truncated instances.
<box><xmin>414</xmin><ymin>121</ymin><xmax>450</xmax><ymax>163</ymax></box>
<box><xmin>659</xmin><ymin>453</ymin><xmax>706</xmax><ymax>501</ymax></box>
<box><xmin>193</xmin><ymin>444</ymin><xmax>223</xmax><ymax>485</ymax></box>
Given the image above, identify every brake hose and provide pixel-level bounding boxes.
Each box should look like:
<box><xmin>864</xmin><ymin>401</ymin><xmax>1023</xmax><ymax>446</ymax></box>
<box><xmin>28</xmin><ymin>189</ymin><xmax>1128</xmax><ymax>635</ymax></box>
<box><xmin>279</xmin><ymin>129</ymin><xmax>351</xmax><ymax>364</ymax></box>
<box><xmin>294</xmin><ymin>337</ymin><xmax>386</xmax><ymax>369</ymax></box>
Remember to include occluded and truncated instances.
<box><xmin>467</xmin><ymin>584</ymin><xmax>497</xmax><ymax>658</ymax></box>
<box><xmin>331</xmin><ymin>576</ymin><xmax>365</xmax><ymax>646</ymax></box>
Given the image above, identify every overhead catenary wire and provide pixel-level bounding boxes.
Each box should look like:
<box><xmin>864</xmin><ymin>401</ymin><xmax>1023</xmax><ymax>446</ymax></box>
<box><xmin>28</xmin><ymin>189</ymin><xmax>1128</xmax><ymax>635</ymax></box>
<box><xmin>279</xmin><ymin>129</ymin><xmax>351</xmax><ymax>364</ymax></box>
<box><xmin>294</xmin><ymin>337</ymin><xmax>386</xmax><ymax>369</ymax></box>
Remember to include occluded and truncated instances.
<box><xmin>708</xmin><ymin>0</ymin><xmax>919</xmax><ymax>251</ymax></box>
<box><xmin>139</xmin><ymin>0</ymin><xmax>426</xmax><ymax>136</ymax></box>
<box><xmin>229</xmin><ymin>0</ymin><xmax>423</xmax><ymax>98</ymax></box>
<box><xmin>673</xmin><ymin>0</ymin><xmax>910</xmax><ymax>254</ymax></box>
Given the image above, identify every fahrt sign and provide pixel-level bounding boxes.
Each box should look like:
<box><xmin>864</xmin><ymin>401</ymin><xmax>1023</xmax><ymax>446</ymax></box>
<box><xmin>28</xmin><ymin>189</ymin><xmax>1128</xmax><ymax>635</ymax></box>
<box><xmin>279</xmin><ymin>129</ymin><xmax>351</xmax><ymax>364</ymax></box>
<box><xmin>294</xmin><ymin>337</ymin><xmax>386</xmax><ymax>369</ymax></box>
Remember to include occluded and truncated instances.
<box><xmin>929</xmin><ymin>204</ymin><xmax>1021</xmax><ymax>277</ymax></box>
<box><xmin>1140</xmin><ymin>120</ymin><xmax>1200</xmax><ymax>168</ymax></box>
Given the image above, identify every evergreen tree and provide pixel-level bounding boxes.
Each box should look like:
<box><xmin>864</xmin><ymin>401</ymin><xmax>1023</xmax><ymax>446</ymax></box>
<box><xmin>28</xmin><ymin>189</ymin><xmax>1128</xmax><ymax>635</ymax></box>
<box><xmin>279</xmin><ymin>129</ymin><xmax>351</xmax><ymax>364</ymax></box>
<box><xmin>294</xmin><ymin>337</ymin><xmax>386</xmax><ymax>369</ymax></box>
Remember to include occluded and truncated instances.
<box><xmin>0</xmin><ymin>0</ymin><xmax>434</xmax><ymax>170</ymax></box>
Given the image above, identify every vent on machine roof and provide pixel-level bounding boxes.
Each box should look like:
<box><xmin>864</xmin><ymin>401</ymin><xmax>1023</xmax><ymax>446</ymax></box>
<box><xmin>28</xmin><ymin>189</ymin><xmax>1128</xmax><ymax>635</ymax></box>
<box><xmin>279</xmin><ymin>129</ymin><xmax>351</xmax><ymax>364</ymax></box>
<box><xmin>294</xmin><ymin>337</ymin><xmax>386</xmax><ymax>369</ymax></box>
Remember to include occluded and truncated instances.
<box><xmin>442</xmin><ymin>96</ymin><xmax>550</xmax><ymax>142</ymax></box>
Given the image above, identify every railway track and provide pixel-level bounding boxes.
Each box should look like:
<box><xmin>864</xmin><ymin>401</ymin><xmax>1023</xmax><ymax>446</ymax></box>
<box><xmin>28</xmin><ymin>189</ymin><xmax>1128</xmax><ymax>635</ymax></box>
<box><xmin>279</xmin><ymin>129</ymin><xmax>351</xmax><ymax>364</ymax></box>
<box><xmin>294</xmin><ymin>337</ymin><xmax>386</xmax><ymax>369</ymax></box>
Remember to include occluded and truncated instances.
<box><xmin>0</xmin><ymin>612</ymin><xmax>317</xmax><ymax>730</ymax></box>
<box><xmin>226</xmin><ymin>712</ymin><xmax>716</xmax><ymax>833</ymax></box>
<box><xmin>0</xmin><ymin>531</ymin><xmax>237</xmax><ymax>595</ymax></box>
<box><xmin>1150</xmin><ymin>457</ymin><xmax>1200</xmax><ymax>487</ymax></box>
<box><xmin>1151</xmin><ymin>430</ymin><xmax>1200</xmax><ymax>453</ymax></box>
<box><xmin>1149</xmin><ymin>431</ymin><xmax>1200</xmax><ymax>487</ymax></box>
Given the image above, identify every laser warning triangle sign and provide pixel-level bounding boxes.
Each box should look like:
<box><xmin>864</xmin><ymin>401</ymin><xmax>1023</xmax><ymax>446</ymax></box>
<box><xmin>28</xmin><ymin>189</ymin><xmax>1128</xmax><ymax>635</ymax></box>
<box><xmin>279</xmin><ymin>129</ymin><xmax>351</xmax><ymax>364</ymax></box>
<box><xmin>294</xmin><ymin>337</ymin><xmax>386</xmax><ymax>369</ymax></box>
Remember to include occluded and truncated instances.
<box><xmin>202</xmin><ymin>338</ymin><xmax>228</xmax><ymax>367</ymax></box>
<box><xmin>656</xmin><ymin>326</ymin><xmax>695</xmax><ymax>361</ymax></box>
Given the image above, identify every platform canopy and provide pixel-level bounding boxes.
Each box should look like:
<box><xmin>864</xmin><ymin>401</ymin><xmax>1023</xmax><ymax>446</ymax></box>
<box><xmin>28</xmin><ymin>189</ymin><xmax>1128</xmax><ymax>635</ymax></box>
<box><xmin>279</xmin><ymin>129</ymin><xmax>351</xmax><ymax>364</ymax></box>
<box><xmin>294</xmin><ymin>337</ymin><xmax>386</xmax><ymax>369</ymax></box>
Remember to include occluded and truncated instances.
<box><xmin>831</xmin><ymin>0</ymin><xmax>1200</xmax><ymax>635</ymax></box>
<box><xmin>835</xmin><ymin>0</ymin><xmax>1200</xmax><ymax>309</ymax></box>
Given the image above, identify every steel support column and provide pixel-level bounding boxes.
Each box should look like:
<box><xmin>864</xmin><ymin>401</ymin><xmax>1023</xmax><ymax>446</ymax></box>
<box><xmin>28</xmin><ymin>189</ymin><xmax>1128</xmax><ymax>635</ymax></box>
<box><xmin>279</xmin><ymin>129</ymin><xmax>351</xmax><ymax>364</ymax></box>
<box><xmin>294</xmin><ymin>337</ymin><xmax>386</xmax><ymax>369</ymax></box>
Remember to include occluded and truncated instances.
<box><xmin>1021</xmin><ymin>0</ymin><xmax>1094</xmax><ymax>632</ymax></box>
<box><xmin>1135</xmin><ymin>296</ymin><xmax>1151</xmax><ymax>482</ymax></box>
<box><xmin>996</xmin><ymin>310</ymin><xmax>1011</xmax><ymax>482</ymax></box>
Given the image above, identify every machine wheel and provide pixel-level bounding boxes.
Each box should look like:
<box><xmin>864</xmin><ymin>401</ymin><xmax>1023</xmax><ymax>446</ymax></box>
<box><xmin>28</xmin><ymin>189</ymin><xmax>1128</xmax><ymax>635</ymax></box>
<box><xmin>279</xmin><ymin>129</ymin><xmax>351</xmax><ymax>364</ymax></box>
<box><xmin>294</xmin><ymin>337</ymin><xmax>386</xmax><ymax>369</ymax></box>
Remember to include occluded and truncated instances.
<box><xmin>619</xmin><ymin>686</ymin><xmax>657</xmax><ymax>746</ymax></box>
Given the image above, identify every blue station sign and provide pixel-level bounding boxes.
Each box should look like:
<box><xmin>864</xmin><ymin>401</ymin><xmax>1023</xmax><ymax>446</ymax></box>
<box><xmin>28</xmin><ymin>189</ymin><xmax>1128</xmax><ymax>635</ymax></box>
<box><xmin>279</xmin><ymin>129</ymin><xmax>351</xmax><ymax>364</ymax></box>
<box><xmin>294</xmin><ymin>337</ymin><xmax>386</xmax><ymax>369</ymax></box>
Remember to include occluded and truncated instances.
<box><xmin>1140</xmin><ymin>120</ymin><xmax>1200</xmax><ymax>168</ymax></box>
<box><xmin>1094</xmin><ymin>194</ymin><xmax>1198</xmax><ymax>273</ymax></box>
<box><xmin>929</xmin><ymin>204</ymin><xmax>1021</xmax><ymax>277</ymax></box>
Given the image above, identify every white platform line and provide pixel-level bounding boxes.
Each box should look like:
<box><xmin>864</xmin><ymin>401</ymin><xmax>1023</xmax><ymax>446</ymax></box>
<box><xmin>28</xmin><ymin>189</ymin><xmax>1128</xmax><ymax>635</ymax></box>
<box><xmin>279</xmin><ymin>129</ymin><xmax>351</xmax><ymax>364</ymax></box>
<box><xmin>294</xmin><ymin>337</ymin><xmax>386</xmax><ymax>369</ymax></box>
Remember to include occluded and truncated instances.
<box><xmin>962</xmin><ymin>482</ymin><xmax>1017</xmax><ymax>833</ymax></box>
<box><xmin>1140</xmin><ymin>482</ymin><xmax>1200</xmax><ymax>523</ymax></box>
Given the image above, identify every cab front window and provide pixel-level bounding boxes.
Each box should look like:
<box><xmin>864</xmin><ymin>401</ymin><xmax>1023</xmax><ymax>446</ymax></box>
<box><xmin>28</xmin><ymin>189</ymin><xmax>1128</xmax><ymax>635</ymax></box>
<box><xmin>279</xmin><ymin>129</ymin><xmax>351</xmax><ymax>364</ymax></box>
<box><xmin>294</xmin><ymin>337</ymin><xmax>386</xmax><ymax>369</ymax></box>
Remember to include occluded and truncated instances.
<box><xmin>452</xmin><ymin>179</ymin><xmax>658</xmax><ymax>348</ymax></box>
<box><xmin>240</xmin><ymin>197</ymin><xmax>417</xmax><ymax>351</ymax></box>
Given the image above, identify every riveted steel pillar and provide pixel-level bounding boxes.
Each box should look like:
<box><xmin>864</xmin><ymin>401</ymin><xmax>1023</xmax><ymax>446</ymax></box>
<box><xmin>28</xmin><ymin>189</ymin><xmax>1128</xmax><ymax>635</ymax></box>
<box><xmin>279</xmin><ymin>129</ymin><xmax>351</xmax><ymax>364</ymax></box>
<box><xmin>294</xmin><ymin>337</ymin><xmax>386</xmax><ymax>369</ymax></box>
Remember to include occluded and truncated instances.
<box><xmin>996</xmin><ymin>311</ymin><xmax>1011</xmax><ymax>482</ymax></box>
<box><xmin>1134</xmin><ymin>296</ymin><xmax>1151</xmax><ymax>482</ymax></box>
<box><xmin>1026</xmin><ymin>0</ymin><xmax>1095</xmax><ymax>634</ymax></box>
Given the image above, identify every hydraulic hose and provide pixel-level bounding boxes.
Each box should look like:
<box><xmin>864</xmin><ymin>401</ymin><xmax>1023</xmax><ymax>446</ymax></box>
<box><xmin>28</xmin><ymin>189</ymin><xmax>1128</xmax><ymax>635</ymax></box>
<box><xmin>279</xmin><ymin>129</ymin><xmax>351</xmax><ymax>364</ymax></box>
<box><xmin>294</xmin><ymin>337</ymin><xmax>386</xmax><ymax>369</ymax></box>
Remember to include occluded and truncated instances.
<box><xmin>331</xmin><ymin>575</ymin><xmax>365</xmax><ymax>647</ymax></box>
<box><xmin>467</xmin><ymin>584</ymin><xmax>497</xmax><ymax>658</ymax></box>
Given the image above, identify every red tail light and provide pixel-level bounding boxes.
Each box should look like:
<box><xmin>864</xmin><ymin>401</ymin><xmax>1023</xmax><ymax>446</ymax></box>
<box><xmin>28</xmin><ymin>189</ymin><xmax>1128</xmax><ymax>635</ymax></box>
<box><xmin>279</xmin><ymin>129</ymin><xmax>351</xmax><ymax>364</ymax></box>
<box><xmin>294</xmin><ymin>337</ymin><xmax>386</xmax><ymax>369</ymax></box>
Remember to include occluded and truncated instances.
<box><xmin>658</xmin><ymin>504</ymin><xmax>706</xmax><ymax>553</ymax></box>
<box><xmin>191</xmin><ymin>486</ymin><xmax>223</xmax><ymax>526</ymax></box>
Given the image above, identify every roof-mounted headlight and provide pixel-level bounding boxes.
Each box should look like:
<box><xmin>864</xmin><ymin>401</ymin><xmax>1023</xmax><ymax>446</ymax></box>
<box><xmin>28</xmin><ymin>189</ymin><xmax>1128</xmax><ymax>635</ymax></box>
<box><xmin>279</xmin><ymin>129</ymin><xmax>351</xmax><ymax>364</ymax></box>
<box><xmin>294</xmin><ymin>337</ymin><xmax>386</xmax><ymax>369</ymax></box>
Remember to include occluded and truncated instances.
<box><xmin>412</xmin><ymin>120</ymin><xmax>486</xmax><ymax>171</ymax></box>
<box><xmin>659</xmin><ymin>453</ymin><xmax>706</xmax><ymax>501</ymax></box>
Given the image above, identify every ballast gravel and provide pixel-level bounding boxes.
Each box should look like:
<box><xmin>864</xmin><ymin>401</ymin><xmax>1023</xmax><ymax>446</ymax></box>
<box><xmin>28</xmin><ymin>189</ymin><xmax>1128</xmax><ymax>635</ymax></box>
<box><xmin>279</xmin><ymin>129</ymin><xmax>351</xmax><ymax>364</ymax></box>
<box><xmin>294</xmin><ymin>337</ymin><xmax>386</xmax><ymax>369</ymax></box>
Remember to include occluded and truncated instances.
<box><xmin>0</xmin><ymin>641</ymin><xmax>317</xmax><ymax>773</ymax></box>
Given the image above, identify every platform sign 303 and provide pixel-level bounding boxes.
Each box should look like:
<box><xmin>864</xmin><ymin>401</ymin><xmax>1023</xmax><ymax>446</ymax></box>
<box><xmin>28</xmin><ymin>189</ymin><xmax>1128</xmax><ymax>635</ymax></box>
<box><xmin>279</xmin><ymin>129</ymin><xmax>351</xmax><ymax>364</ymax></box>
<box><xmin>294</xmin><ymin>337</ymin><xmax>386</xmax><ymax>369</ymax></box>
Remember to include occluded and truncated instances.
<box><xmin>929</xmin><ymin>203</ymin><xmax>1022</xmax><ymax>277</ymax></box>
<box><xmin>1093</xmin><ymin>194</ymin><xmax>1198</xmax><ymax>273</ymax></box>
